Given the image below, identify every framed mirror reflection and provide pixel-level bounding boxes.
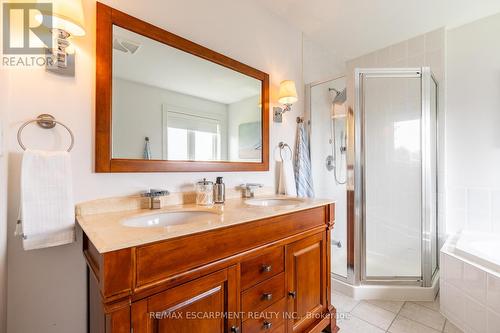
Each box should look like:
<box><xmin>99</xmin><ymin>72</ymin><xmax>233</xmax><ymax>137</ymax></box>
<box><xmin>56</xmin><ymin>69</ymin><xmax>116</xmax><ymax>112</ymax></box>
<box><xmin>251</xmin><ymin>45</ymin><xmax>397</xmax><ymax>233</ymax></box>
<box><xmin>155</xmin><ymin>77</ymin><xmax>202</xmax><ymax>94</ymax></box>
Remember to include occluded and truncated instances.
<box><xmin>96</xmin><ymin>3</ymin><xmax>269</xmax><ymax>172</ymax></box>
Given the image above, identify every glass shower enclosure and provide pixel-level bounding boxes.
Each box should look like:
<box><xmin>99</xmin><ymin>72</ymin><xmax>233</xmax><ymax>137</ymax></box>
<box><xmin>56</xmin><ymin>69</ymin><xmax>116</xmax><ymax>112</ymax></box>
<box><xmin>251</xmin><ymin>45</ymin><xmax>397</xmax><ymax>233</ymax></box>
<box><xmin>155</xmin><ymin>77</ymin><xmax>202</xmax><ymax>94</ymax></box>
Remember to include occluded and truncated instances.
<box><xmin>309</xmin><ymin>67</ymin><xmax>439</xmax><ymax>288</ymax></box>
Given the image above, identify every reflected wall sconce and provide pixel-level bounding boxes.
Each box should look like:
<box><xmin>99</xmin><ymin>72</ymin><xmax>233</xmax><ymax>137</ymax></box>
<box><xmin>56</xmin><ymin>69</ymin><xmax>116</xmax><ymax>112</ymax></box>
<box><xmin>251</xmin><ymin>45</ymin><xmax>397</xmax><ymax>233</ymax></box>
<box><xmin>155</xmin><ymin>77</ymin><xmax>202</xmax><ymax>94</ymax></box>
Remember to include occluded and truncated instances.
<box><xmin>36</xmin><ymin>0</ymin><xmax>86</xmax><ymax>76</ymax></box>
<box><xmin>273</xmin><ymin>80</ymin><xmax>298</xmax><ymax>122</ymax></box>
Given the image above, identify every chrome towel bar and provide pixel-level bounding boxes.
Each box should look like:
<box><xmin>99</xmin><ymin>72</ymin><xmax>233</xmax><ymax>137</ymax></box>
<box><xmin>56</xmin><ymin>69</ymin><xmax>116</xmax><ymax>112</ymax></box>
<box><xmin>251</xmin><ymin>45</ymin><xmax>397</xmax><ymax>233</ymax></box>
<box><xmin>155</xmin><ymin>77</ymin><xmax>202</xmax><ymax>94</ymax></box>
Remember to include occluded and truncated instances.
<box><xmin>17</xmin><ymin>114</ymin><xmax>74</xmax><ymax>152</ymax></box>
<box><xmin>278</xmin><ymin>141</ymin><xmax>292</xmax><ymax>161</ymax></box>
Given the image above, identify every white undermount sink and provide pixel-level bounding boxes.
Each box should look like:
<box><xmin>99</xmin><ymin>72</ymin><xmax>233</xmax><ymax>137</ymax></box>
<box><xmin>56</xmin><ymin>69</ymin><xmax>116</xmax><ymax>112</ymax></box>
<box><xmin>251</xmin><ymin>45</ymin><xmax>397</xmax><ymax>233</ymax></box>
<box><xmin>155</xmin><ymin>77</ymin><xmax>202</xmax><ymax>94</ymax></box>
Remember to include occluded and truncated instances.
<box><xmin>122</xmin><ymin>210</ymin><xmax>218</xmax><ymax>228</ymax></box>
<box><xmin>244</xmin><ymin>197</ymin><xmax>304</xmax><ymax>207</ymax></box>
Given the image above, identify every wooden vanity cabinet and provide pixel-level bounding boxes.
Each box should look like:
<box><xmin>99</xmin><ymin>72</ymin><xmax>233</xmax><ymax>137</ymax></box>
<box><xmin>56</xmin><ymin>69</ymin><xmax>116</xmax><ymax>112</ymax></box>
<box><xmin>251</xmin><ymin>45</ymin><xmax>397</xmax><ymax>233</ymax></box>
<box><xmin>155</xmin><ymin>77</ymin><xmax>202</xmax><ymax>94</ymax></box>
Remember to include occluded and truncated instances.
<box><xmin>83</xmin><ymin>204</ymin><xmax>337</xmax><ymax>333</ymax></box>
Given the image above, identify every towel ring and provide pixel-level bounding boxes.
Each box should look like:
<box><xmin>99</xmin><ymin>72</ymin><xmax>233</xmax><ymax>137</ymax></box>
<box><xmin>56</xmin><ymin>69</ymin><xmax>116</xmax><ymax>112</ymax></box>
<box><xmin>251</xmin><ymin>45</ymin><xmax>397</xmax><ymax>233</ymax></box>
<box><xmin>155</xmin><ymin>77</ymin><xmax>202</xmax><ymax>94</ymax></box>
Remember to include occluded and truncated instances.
<box><xmin>17</xmin><ymin>114</ymin><xmax>74</xmax><ymax>152</ymax></box>
<box><xmin>278</xmin><ymin>142</ymin><xmax>292</xmax><ymax>161</ymax></box>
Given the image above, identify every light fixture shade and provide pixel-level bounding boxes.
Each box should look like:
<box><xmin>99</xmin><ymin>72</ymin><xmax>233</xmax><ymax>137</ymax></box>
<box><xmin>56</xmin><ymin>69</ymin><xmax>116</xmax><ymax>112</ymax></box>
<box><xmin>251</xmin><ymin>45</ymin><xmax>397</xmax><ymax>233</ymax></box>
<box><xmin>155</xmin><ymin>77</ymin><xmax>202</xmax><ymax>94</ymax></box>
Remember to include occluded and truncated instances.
<box><xmin>278</xmin><ymin>80</ymin><xmax>298</xmax><ymax>105</ymax></box>
<box><xmin>37</xmin><ymin>0</ymin><xmax>86</xmax><ymax>36</ymax></box>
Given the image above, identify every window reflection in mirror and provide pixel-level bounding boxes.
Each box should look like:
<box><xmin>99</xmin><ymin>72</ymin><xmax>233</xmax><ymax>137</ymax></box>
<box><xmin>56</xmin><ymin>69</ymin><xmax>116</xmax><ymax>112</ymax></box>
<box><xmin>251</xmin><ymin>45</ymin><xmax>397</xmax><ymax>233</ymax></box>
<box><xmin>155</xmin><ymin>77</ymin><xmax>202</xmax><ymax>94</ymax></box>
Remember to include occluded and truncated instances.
<box><xmin>111</xmin><ymin>25</ymin><xmax>263</xmax><ymax>162</ymax></box>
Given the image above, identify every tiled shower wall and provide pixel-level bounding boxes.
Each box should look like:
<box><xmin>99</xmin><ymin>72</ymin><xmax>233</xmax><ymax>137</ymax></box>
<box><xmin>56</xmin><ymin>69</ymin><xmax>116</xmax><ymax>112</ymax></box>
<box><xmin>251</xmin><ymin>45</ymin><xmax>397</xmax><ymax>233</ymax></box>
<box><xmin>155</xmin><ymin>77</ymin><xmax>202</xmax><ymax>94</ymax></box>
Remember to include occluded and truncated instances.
<box><xmin>344</xmin><ymin>15</ymin><xmax>500</xmax><ymax>241</ymax></box>
<box><xmin>447</xmin><ymin>187</ymin><xmax>500</xmax><ymax>234</ymax></box>
<box><xmin>446</xmin><ymin>13</ymin><xmax>500</xmax><ymax>236</ymax></box>
<box><xmin>345</xmin><ymin>28</ymin><xmax>447</xmax><ymax>246</ymax></box>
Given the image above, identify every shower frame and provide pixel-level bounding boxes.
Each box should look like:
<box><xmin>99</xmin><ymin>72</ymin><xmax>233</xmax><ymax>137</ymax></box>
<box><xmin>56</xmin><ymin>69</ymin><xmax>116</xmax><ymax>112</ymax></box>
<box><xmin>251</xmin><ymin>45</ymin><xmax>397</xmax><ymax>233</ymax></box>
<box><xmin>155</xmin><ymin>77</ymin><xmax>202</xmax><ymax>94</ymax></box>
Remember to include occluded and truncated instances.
<box><xmin>348</xmin><ymin>67</ymin><xmax>439</xmax><ymax>288</ymax></box>
<box><xmin>306</xmin><ymin>75</ymin><xmax>350</xmax><ymax>282</ymax></box>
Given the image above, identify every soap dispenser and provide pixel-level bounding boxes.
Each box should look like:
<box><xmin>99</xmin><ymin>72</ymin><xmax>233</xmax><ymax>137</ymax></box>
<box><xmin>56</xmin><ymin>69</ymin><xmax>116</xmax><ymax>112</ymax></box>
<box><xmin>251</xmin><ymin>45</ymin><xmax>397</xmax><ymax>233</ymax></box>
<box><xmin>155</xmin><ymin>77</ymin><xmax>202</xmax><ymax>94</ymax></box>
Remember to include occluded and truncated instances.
<box><xmin>214</xmin><ymin>177</ymin><xmax>225</xmax><ymax>204</ymax></box>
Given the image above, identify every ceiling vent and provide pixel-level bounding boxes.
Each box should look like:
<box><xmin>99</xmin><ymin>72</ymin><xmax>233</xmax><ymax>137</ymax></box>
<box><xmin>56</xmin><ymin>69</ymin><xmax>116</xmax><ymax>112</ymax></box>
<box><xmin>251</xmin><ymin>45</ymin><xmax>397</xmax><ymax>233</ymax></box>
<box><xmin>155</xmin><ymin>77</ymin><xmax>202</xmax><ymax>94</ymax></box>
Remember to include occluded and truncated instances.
<box><xmin>113</xmin><ymin>37</ymin><xmax>141</xmax><ymax>54</ymax></box>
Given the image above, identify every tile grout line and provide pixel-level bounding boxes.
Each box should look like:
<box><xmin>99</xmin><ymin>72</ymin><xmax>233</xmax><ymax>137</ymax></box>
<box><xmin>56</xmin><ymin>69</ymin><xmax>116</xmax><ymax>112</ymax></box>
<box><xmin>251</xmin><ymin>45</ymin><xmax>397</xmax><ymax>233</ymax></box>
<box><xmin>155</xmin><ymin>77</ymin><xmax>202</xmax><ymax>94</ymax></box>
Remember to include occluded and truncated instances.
<box><xmin>397</xmin><ymin>301</ymin><xmax>445</xmax><ymax>332</ymax></box>
<box><xmin>349</xmin><ymin>298</ymin><xmax>361</xmax><ymax>313</ymax></box>
<box><xmin>340</xmin><ymin>296</ymin><xmax>447</xmax><ymax>333</ymax></box>
<box><xmin>385</xmin><ymin>301</ymin><xmax>406</xmax><ymax>332</ymax></box>
<box><xmin>435</xmin><ymin>292</ymin><xmax>447</xmax><ymax>333</ymax></box>
<box><xmin>347</xmin><ymin>300</ymin><xmax>387</xmax><ymax>332</ymax></box>
<box><xmin>350</xmin><ymin>300</ymin><xmax>401</xmax><ymax>332</ymax></box>
<box><xmin>349</xmin><ymin>312</ymin><xmax>388</xmax><ymax>332</ymax></box>
<box><xmin>395</xmin><ymin>314</ymin><xmax>443</xmax><ymax>333</ymax></box>
<box><xmin>338</xmin><ymin>293</ymin><xmax>445</xmax><ymax>332</ymax></box>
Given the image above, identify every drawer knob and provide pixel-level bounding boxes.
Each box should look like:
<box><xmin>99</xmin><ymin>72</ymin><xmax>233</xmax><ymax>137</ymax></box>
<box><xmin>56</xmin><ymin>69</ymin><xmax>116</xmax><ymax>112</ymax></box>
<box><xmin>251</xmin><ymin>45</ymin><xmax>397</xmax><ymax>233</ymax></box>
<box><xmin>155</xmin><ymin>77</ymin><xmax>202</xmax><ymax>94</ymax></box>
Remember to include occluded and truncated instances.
<box><xmin>263</xmin><ymin>321</ymin><xmax>272</xmax><ymax>330</ymax></box>
<box><xmin>288</xmin><ymin>291</ymin><xmax>297</xmax><ymax>299</ymax></box>
<box><xmin>262</xmin><ymin>293</ymin><xmax>273</xmax><ymax>301</ymax></box>
<box><xmin>261</xmin><ymin>264</ymin><xmax>272</xmax><ymax>272</ymax></box>
<box><xmin>230</xmin><ymin>326</ymin><xmax>240</xmax><ymax>333</ymax></box>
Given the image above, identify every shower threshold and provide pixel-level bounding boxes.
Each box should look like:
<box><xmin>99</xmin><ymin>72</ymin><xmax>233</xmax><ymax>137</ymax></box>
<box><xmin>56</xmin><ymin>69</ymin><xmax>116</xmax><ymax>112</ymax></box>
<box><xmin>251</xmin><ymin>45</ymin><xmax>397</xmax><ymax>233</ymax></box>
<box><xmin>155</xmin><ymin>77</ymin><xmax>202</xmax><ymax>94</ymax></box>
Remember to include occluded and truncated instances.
<box><xmin>331</xmin><ymin>271</ymin><xmax>439</xmax><ymax>302</ymax></box>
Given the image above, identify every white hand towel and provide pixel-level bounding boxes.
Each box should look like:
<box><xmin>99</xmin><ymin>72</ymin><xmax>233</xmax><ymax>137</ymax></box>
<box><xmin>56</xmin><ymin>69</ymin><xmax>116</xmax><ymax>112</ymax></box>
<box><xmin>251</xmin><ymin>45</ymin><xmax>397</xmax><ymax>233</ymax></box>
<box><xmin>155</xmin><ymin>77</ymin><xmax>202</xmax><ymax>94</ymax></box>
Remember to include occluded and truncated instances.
<box><xmin>19</xmin><ymin>149</ymin><xmax>75</xmax><ymax>250</ymax></box>
<box><xmin>278</xmin><ymin>159</ymin><xmax>297</xmax><ymax>196</ymax></box>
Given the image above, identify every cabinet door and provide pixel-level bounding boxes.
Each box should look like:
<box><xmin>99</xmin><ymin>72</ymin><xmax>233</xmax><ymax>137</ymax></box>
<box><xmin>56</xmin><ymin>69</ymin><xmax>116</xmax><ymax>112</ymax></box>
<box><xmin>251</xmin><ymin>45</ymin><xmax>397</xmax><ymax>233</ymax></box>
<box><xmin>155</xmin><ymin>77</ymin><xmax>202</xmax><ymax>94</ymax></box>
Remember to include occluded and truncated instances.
<box><xmin>286</xmin><ymin>233</ymin><xmax>327</xmax><ymax>332</ymax></box>
<box><xmin>132</xmin><ymin>266</ymin><xmax>239</xmax><ymax>333</ymax></box>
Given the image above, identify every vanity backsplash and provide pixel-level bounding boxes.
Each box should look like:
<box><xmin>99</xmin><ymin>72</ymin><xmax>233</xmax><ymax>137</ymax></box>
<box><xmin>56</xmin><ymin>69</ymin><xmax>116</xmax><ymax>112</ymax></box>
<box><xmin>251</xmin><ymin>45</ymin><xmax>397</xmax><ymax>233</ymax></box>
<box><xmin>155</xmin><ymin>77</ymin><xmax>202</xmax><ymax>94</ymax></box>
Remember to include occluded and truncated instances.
<box><xmin>76</xmin><ymin>186</ymin><xmax>275</xmax><ymax>217</ymax></box>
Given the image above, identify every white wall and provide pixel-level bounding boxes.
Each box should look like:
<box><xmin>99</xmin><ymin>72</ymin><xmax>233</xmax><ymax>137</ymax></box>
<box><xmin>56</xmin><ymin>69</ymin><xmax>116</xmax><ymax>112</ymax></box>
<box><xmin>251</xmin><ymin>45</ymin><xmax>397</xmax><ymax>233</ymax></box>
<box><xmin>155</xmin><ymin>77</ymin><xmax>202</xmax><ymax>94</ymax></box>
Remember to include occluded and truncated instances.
<box><xmin>303</xmin><ymin>36</ymin><xmax>345</xmax><ymax>84</ymax></box>
<box><xmin>0</xmin><ymin>63</ymin><xmax>8</xmax><ymax>333</ymax></box>
<box><xmin>113</xmin><ymin>78</ymin><xmax>229</xmax><ymax>160</ymax></box>
<box><xmin>1</xmin><ymin>0</ymin><xmax>335</xmax><ymax>332</ymax></box>
<box><xmin>446</xmin><ymin>13</ymin><xmax>500</xmax><ymax>234</ymax></box>
<box><xmin>227</xmin><ymin>95</ymin><xmax>261</xmax><ymax>161</ymax></box>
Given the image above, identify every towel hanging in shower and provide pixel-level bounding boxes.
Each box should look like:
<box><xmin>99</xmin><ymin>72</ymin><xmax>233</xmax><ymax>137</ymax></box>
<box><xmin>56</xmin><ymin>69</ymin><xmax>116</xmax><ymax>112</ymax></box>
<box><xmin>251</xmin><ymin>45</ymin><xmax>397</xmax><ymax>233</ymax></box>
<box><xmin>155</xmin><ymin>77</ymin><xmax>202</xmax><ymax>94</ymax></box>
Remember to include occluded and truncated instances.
<box><xmin>294</xmin><ymin>120</ymin><xmax>314</xmax><ymax>198</ymax></box>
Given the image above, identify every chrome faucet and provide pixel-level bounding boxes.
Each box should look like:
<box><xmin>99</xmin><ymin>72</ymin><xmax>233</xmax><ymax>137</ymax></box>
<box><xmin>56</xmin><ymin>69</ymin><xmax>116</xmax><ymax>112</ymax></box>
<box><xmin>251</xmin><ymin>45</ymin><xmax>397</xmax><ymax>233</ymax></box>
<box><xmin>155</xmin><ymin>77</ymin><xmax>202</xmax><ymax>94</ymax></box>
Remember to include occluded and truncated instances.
<box><xmin>238</xmin><ymin>183</ymin><xmax>263</xmax><ymax>198</ymax></box>
<box><xmin>142</xmin><ymin>189</ymin><xmax>170</xmax><ymax>209</ymax></box>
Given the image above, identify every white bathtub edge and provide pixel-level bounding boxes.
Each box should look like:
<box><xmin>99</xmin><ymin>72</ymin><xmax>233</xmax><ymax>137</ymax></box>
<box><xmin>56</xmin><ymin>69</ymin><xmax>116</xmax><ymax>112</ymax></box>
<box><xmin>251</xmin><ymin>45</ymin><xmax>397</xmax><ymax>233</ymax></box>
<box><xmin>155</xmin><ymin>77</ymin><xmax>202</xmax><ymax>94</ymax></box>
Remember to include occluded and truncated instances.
<box><xmin>440</xmin><ymin>232</ymin><xmax>500</xmax><ymax>333</ymax></box>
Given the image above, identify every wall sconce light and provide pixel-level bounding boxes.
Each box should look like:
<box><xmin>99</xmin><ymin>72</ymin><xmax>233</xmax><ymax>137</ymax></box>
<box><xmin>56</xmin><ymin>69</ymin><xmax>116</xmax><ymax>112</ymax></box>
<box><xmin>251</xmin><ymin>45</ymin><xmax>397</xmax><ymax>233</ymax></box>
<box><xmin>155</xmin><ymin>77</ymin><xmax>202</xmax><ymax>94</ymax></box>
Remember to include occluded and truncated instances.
<box><xmin>36</xmin><ymin>0</ymin><xmax>86</xmax><ymax>76</ymax></box>
<box><xmin>274</xmin><ymin>80</ymin><xmax>298</xmax><ymax>122</ymax></box>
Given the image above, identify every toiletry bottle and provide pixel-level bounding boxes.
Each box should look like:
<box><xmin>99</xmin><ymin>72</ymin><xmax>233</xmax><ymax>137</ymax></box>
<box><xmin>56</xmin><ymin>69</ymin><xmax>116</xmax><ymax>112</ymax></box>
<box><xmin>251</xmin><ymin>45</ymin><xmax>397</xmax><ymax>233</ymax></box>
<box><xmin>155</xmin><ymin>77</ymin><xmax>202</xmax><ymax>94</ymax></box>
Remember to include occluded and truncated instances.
<box><xmin>214</xmin><ymin>177</ymin><xmax>225</xmax><ymax>204</ymax></box>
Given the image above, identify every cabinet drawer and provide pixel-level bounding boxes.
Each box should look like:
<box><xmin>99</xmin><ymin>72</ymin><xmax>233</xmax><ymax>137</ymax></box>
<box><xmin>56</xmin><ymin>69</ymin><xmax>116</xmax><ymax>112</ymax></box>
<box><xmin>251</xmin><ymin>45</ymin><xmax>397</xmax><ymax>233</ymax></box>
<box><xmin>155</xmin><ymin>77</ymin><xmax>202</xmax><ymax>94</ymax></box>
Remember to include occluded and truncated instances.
<box><xmin>242</xmin><ymin>272</ymin><xmax>285</xmax><ymax>314</ymax></box>
<box><xmin>242</xmin><ymin>298</ymin><xmax>286</xmax><ymax>333</ymax></box>
<box><xmin>241</xmin><ymin>246</ymin><xmax>284</xmax><ymax>290</ymax></box>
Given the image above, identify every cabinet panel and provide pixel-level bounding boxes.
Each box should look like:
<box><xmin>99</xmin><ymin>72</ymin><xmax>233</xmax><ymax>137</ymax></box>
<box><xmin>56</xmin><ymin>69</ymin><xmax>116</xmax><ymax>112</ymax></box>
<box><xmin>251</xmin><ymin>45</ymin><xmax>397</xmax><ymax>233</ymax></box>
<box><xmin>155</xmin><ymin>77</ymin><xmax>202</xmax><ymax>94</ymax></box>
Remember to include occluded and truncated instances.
<box><xmin>286</xmin><ymin>233</ymin><xmax>327</xmax><ymax>332</ymax></box>
<box><xmin>152</xmin><ymin>288</ymin><xmax>223</xmax><ymax>333</ymax></box>
<box><xmin>132</xmin><ymin>267</ymin><xmax>239</xmax><ymax>333</ymax></box>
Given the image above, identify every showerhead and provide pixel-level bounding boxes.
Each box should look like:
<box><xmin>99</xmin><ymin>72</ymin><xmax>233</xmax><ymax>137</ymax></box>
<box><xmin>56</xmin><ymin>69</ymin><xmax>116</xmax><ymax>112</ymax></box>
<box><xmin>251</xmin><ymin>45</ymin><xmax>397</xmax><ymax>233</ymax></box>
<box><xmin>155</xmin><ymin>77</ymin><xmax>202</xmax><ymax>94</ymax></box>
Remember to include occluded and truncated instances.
<box><xmin>329</xmin><ymin>87</ymin><xmax>347</xmax><ymax>105</ymax></box>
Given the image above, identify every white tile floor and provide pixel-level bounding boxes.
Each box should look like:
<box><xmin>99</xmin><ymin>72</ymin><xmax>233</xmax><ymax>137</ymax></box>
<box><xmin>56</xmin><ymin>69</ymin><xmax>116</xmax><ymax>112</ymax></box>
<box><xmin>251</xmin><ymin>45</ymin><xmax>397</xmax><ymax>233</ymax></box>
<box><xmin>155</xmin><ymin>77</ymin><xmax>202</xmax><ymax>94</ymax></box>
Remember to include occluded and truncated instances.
<box><xmin>331</xmin><ymin>291</ymin><xmax>464</xmax><ymax>333</ymax></box>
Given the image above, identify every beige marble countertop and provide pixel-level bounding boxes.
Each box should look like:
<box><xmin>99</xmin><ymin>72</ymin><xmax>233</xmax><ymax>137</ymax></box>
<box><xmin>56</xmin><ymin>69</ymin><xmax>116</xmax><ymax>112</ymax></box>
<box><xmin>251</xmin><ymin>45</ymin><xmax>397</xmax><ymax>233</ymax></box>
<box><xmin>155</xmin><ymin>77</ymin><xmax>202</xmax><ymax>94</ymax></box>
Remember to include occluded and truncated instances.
<box><xmin>76</xmin><ymin>195</ymin><xmax>334</xmax><ymax>254</ymax></box>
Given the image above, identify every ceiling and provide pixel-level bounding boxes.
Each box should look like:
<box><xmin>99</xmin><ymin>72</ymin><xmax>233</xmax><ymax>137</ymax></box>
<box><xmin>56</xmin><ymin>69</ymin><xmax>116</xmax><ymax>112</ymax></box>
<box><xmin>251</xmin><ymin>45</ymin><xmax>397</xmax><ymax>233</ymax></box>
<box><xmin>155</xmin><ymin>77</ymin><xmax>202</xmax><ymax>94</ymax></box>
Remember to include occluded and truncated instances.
<box><xmin>113</xmin><ymin>26</ymin><xmax>261</xmax><ymax>105</ymax></box>
<box><xmin>254</xmin><ymin>0</ymin><xmax>500</xmax><ymax>64</ymax></box>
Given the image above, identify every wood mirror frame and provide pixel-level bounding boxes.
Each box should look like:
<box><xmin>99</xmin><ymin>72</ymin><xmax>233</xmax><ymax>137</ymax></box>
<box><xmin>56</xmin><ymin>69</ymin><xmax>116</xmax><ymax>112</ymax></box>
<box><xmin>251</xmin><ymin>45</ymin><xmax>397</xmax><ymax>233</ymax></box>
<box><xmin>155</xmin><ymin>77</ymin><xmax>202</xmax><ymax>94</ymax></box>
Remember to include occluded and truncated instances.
<box><xmin>95</xmin><ymin>3</ymin><xmax>269</xmax><ymax>172</ymax></box>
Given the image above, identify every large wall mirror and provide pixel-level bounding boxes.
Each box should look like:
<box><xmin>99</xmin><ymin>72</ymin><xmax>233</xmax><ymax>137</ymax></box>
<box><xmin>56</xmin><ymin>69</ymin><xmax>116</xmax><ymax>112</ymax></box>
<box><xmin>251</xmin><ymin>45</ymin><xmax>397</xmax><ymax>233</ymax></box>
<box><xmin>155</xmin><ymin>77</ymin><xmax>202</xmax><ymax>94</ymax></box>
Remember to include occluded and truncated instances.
<box><xmin>96</xmin><ymin>3</ymin><xmax>269</xmax><ymax>172</ymax></box>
